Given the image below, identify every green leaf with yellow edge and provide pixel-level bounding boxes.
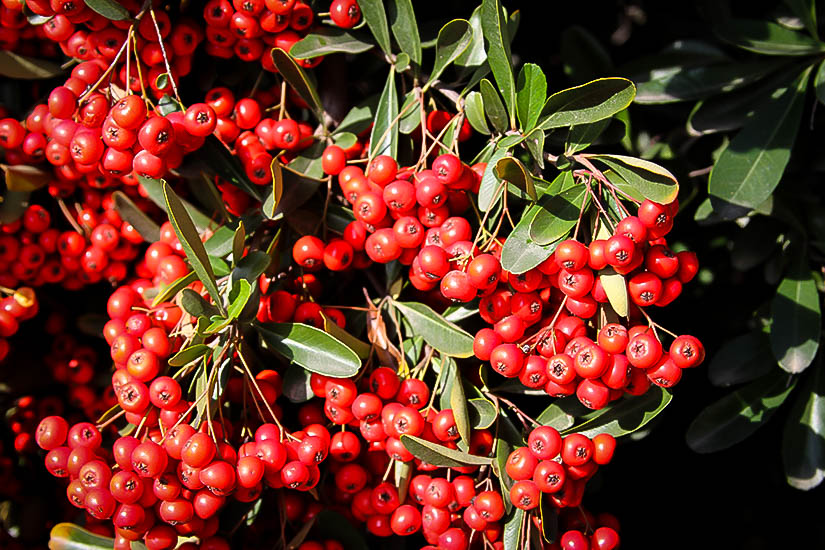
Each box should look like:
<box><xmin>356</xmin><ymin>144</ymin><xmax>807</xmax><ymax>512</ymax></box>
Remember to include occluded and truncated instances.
<box><xmin>448</xmin><ymin>358</ymin><xmax>471</xmax><ymax>446</ymax></box>
<box><xmin>428</xmin><ymin>19</ymin><xmax>473</xmax><ymax>85</ymax></box>
<box><xmin>391</xmin><ymin>300</ymin><xmax>474</xmax><ymax>357</ymax></box>
<box><xmin>358</xmin><ymin>0</ymin><xmax>391</xmax><ymax>55</ymax></box>
<box><xmin>289</xmin><ymin>27</ymin><xmax>373</xmax><ymax>58</ymax></box>
<box><xmin>388</xmin><ymin>0</ymin><xmax>422</xmax><ymax>65</ymax></box>
<box><xmin>270</xmin><ymin>47</ymin><xmax>323</xmax><ymax>116</ymax></box>
<box><xmin>2</xmin><ymin>164</ymin><xmax>51</xmax><ymax>191</ymax></box>
<box><xmin>598</xmin><ymin>266</ymin><xmax>628</xmax><ymax>318</ymax></box>
<box><xmin>262</xmin><ymin>159</ymin><xmax>284</xmax><ymax>219</ymax></box>
<box><xmin>50</xmin><ymin>522</ymin><xmax>148</xmax><ymax>550</ymax></box>
<box><xmin>495</xmin><ymin>156</ymin><xmax>537</xmax><ymax>201</ymax></box>
<box><xmin>589</xmin><ymin>154</ymin><xmax>679</xmax><ymax>204</ymax></box>
<box><xmin>516</xmin><ymin>63</ymin><xmax>547</xmax><ymax>131</ymax></box>
<box><xmin>536</xmin><ymin>78</ymin><xmax>636</xmax><ymax>131</ymax></box>
<box><xmin>480</xmin><ymin>78</ymin><xmax>509</xmax><ymax>133</ymax></box>
<box><xmin>231</xmin><ymin>221</ymin><xmax>245</xmax><ymax>266</ymax></box>
<box><xmin>168</xmin><ymin>344</ymin><xmax>211</xmax><ymax>368</ymax></box>
<box><xmin>564</xmin><ymin>386</ymin><xmax>673</xmax><ymax>439</ymax></box>
<box><xmin>481</xmin><ymin>0</ymin><xmax>516</xmax><ymax>128</ymax></box>
<box><xmin>322</xmin><ymin>313</ymin><xmax>371</xmax><ymax>359</ymax></box>
<box><xmin>163</xmin><ymin>182</ymin><xmax>224</xmax><ymax>314</ymax></box>
<box><xmin>151</xmin><ymin>272</ymin><xmax>198</xmax><ymax>307</ymax></box>
<box><xmin>465</xmin><ymin>91</ymin><xmax>490</xmax><ymax>134</ymax></box>
<box><xmin>370</xmin><ymin>67</ymin><xmax>398</xmax><ymax>159</ymax></box>
<box><xmin>400</xmin><ymin>434</ymin><xmax>493</xmax><ymax>467</ymax></box>
<box><xmin>258</xmin><ymin>322</ymin><xmax>361</xmax><ymax>378</ymax></box>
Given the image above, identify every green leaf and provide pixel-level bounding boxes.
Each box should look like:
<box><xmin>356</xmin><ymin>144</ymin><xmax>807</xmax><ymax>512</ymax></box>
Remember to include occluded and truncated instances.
<box><xmin>455</xmin><ymin>5</ymin><xmax>487</xmax><ymax>72</ymax></box>
<box><xmin>771</xmin><ymin>263</ymin><xmax>821</xmax><ymax>374</ymax></box>
<box><xmin>561</xmin><ymin>26</ymin><xmax>613</xmax><ymax>85</ymax></box>
<box><xmin>516</xmin><ymin>63</ymin><xmax>547</xmax><ymax>131</ymax></box>
<box><xmin>566</xmin><ymin>387</ymin><xmax>673</xmax><ymax>439</ymax></box>
<box><xmin>180</xmin><ymin>288</ymin><xmax>219</xmax><ymax>319</ymax></box>
<box><xmin>139</xmin><ymin>176</ymin><xmax>232</xmax><ymax>240</ymax></box>
<box><xmin>370</xmin><ymin>68</ymin><xmax>398</xmax><ymax>159</ymax></box>
<box><xmin>783</xmin><ymin>365</ymin><xmax>825</xmax><ymax>489</ymax></box>
<box><xmin>632</xmin><ymin>61</ymin><xmax>785</xmax><ymax>104</ymax></box>
<box><xmin>481</xmin><ymin>0</ymin><xmax>516</xmax><ymax>128</ymax></box>
<box><xmin>84</xmin><ymin>0</ymin><xmax>129</xmax><ymax>20</ymax></box>
<box><xmin>536</xmin><ymin>397</ymin><xmax>588</xmax><ymax>431</ymax></box>
<box><xmin>168</xmin><ymin>344</ymin><xmax>211</xmax><ymax>368</ymax></box>
<box><xmin>49</xmin><ymin>522</ymin><xmax>147</xmax><ymax>550</ymax></box>
<box><xmin>388</xmin><ymin>0</ymin><xmax>421</xmax><ymax>65</ymax></box>
<box><xmin>500</xmin><ymin>204</ymin><xmax>555</xmax><ymax>274</ymax></box>
<box><xmin>0</xmin><ymin>50</ymin><xmax>62</xmax><ymax>79</ymax></box>
<box><xmin>397</xmin><ymin>91</ymin><xmax>421</xmax><ymax>135</ymax></box>
<box><xmin>503</xmin><ymin>508</ymin><xmax>524</xmax><ymax>550</ymax></box>
<box><xmin>163</xmin><ymin>182</ymin><xmax>224</xmax><ymax>314</ymax></box>
<box><xmin>590</xmin><ymin>154</ymin><xmax>679</xmax><ymax>204</ymax></box>
<box><xmin>537</xmin><ymin>78</ymin><xmax>636</xmax><ymax>130</ymax></box>
<box><xmin>151</xmin><ymin>272</ymin><xmax>198</xmax><ymax>307</ymax></box>
<box><xmin>400</xmin><ymin>434</ymin><xmax>493</xmax><ymax>467</ymax></box>
<box><xmin>565</xmin><ymin>119</ymin><xmax>611</xmax><ymax>155</ymax></box>
<box><xmin>477</xmin><ymin>146</ymin><xmax>509</xmax><ymax>211</ymax></box>
<box><xmin>258</xmin><ymin>322</ymin><xmax>361</xmax><ymax>378</ymax></box>
<box><xmin>336</xmin><ymin>97</ymin><xmax>378</xmax><ymax>135</ymax></box>
<box><xmin>814</xmin><ymin>59</ymin><xmax>825</xmax><ymax>106</ymax></box>
<box><xmin>322</xmin><ymin>313</ymin><xmax>371</xmax><ymax>359</ymax></box>
<box><xmin>529</xmin><ymin>183</ymin><xmax>587</xmax><ymax>245</ymax></box>
<box><xmin>232</xmin><ymin>251</ymin><xmax>271</xmax><ymax>284</ymax></box>
<box><xmin>449</xmin><ymin>362</ymin><xmax>471</xmax><ymax>446</ymax></box>
<box><xmin>465</xmin><ymin>91</ymin><xmax>491</xmax><ymax>134</ymax></box>
<box><xmin>469</xmin><ymin>397</ymin><xmax>497</xmax><ymax>429</ymax></box>
<box><xmin>686</xmin><ymin>372</ymin><xmax>797</xmax><ymax>453</ymax></box>
<box><xmin>391</xmin><ymin>300</ymin><xmax>475</xmax><ymax>358</ymax></box>
<box><xmin>708</xmin><ymin>68</ymin><xmax>810</xmax><ymax>219</ymax></box>
<box><xmin>709</xmin><ymin>332</ymin><xmax>777</xmax><ymax>387</ymax></box>
<box><xmin>226</xmin><ymin>279</ymin><xmax>252</xmax><ymax>321</ymax></box>
<box><xmin>480</xmin><ymin>78</ymin><xmax>509</xmax><ymax>133</ymax></box>
<box><xmin>111</xmin><ymin>192</ymin><xmax>160</xmax><ymax>242</ymax></box>
<box><xmin>358</xmin><ymin>0</ymin><xmax>391</xmax><ymax>55</ymax></box>
<box><xmin>784</xmin><ymin>0</ymin><xmax>818</xmax><ymax>39</ymax></box>
<box><xmin>270</xmin><ymin>48</ymin><xmax>323</xmax><ymax>116</ymax></box>
<box><xmin>495</xmin><ymin>156</ymin><xmax>536</xmax><ymax>201</ymax></box>
<box><xmin>428</xmin><ymin>19</ymin><xmax>473</xmax><ymax>85</ymax></box>
<box><xmin>2</xmin><ymin>163</ymin><xmax>51</xmax><ymax>191</ymax></box>
<box><xmin>283</xmin><ymin>364</ymin><xmax>313</xmax><ymax>403</ymax></box>
<box><xmin>290</xmin><ymin>27</ymin><xmax>373</xmax><ymax>58</ymax></box>
<box><xmin>599</xmin><ymin>267</ymin><xmax>629</xmax><ymax>318</ymax></box>
<box><xmin>715</xmin><ymin>18</ymin><xmax>825</xmax><ymax>55</ymax></box>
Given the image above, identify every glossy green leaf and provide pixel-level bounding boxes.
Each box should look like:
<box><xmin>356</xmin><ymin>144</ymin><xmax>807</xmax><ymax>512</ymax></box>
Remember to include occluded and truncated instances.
<box><xmin>455</xmin><ymin>5</ymin><xmax>487</xmax><ymax>72</ymax></box>
<box><xmin>400</xmin><ymin>434</ymin><xmax>493</xmax><ymax>467</ymax></box>
<box><xmin>391</xmin><ymin>300</ymin><xmax>474</xmax><ymax>357</ymax></box>
<box><xmin>465</xmin><ymin>91</ymin><xmax>490</xmax><ymax>134</ymax></box>
<box><xmin>529</xmin><ymin>182</ymin><xmax>587</xmax><ymax>245</ymax></box>
<box><xmin>708</xmin><ymin>68</ymin><xmax>809</xmax><ymax>219</ymax></box>
<box><xmin>231</xmin><ymin>251</ymin><xmax>271</xmax><ymax>284</ymax></box>
<box><xmin>322</xmin><ymin>313</ymin><xmax>371</xmax><ymax>359</ymax></box>
<box><xmin>715</xmin><ymin>18</ymin><xmax>825</xmax><ymax>55</ymax></box>
<box><xmin>258</xmin><ymin>322</ymin><xmax>360</xmax><ymax>378</ymax></box>
<box><xmin>163</xmin><ymin>182</ymin><xmax>224</xmax><ymax>314</ymax></box>
<box><xmin>388</xmin><ymin>0</ymin><xmax>421</xmax><ymax>65</ymax></box>
<box><xmin>180</xmin><ymin>288</ymin><xmax>219</xmax><ymax>319</ymax></box>
<box><xmin>151</xmin><ymin>272</ymin><xmax>197</xmax><ymax>307</ymax></box>
<box><xmin>536</xmin><ymin>396</ymin><xmax>591</xmax><ymax>430</ymax></box>
<box><xmin>565</xmin><ymin>119</ymin><xmax>611</xmax><ymax>154</ymax></box>
<box><xmin>561</xmin><ymin>25</ymin><xmax>612</xmax><ymax>85</ymax></box>
<box><xmin>633</xmin><ymin>61</ymin><xmax>784</xmax><ymax>104</ymax></box>
<box><xmin>783</xmin><ymin>365</ymin><xmax>825</xmax><ymax>489</ymax></box>
<box><xmin>49</xmin><ymin>522</ymin><xmax>147</xmax><ymax>550</ymax></box>
<box><xmin>0</xmin><ymin>50</ymin><xmax>62</xmax><ymax>79</ymax></box>
<box><xmin>428</xmin><ymin>19</ymin><xmax>473</xmax><ymax>85</ymax></box>
<box><xmin>283</xmin><ymin>364</ymin><xmax>313</xmax><ymax>403</ymax></box>
<box><xmin>516</xmin><ymin>63</ymin><xmax>547</xmax><ymax>131</ymax></box>
<box><xmin>709</xmin><ymin>332</ymin><xmax>777</xmax><ymax>387</ymax></box>
<box><xmin>226</xmin><ymin>279</ymin><xmax>252</xmax><ymax>321</ymax></box>
<box><xmin>686</xmin><ymin>372</ymin><xmax>797</xmax><ymax>453</ymax></box>
<box><xmin>370</xmin><ymin>68</ymin><xmax>398</xmax><ymax>159</ymax></box>
<box><xmin>477</xmin><ymin>146</ymin><xmax>509</xmax><ymax>211</ymax></box>
<box><xmin>600</xmin><ymin>267</ymin><xmax>628</xmax><ymax>318</ymax></box>
<box><xmin>398</xmin><ymin>91</ymin><xmax>421</xmax><ymax>135</ymax></box>
<box><xmin>590</xmin><ymin>154</ymin><xmax>679</xmax><ymax>204</ymax></box>
<box><xmin>336</xmin><ymin>97</ymin><xmax>378</xmax><ymax>135</ymax></box>
<box><xmin>468</xmin><ymin>397</ymin><xmax>497</xmax><ymax>429</ymax></box>
<box><xmin>270</xmin><ymin>48</ymin><xmax>323</xmax><ymax>116</ymax></box>
<box><xmin>537</xmin><ymin>78</ymin><xmax>635</xmax><ymax>130</ymax></box>
<box><xmin>567</xmin><ymin>386</ymin><xmax>673</xmax><ymax>439</ymax></box>
<box><xmin>85</xmin><ymin>0</ymin><xmax>129</xmax><ymax>20</ymax></box>
<box><xmin>357</xmin><ymin>0</ymin><xmax>390</xmax><ymax>54</ymax></box>
<box><xmin>139</xmin><ymin>176</ymin><xmax>221</xmax><ymax>234</ymax></box>
<box><xmin>495</xmin><ymin>156</ymin><xmax>537</xmax><ymax>201</ymax></box>
<box><xmin>262</xmin><ymin>159</ymin><xmax>284</xmax><ymax>220</ymax></box>
<box><xmin>500</xmin><ymin>204</ymin><xmax>555</xmax><ymax>274</ymax></box>
<box><xmin>503</xmin><ymin>508</ymin><xmax>524</xmax><ymax>550</ymax></box>
<box><xmin>231</xmin><ymin>222</ymin><xmax>245</xmax><ymax>266</ymax></box>
<box><xmin>481</xmin><ymin>0</ymin><xmax>516</xmax><ymax>127</ymax></box>
<box><xmin>168</xmin><ymin>344</ymin><xmax>211</xmax><ymax>368</ymax></box>
<box><xmin>449</xmin><ymin>361</ymin><xmax>471</xmax><ymax>446</ymax></box>
<box><xmin>290</xmin><ymin>28</ymin><xmax>373</xmax><ymax>59</ymax></box>
<box><xmin>480</xmin><ymin>78</ymin><xmax>509</xmax><ymax>133</ymax></box>
<box><xmin>771</xmin><ymin>263</ymin><xmax>821</xmax><ymax>374</ymax></box>
<box><xmin>112</xmin><ymin>191</ymin><xmax>160</xmax><ymax>242</ymax></box>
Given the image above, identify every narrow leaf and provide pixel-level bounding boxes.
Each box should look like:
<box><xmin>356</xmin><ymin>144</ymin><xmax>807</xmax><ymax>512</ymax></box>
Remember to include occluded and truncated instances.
<box><xmin>567</xmin><ymin>387</ymin><xmax>673</xmax><ymax>439</ymax></box>
<box><xmin>358</xmin><ymin>0</ymin><xmax>391</xmax><ymax>55</ymax></box>
<box><xmin>503</xmin><ymin>509</ymin><xmax>524</xmax><ymax>550</ymax></box>
<box><xmin>516</xmin><ymin>63</ymin><xmax>547</xmax><ymax>131</ymax></box>
<box><xmin>599</xmin><ymin>267</ymin><xmax>629</xmax><ymax>318</ymax></box>
<box><xmin>258</xmin><ymin>322</ymin><xmax>361</xmax><ymax>378</ymax></box>
<box><xmin>477</xmin><ymin>147</ymin><xmax>509</xmax><ymax>211</ymax></box>
<box><xmin>495</xmin><ymin>156</ymin><xmax>536</xmax><ymax>201</ymax></box>
<box><xmin>262</xmin><ymin>159</ymin><xmax>284</xmax><ymax>220</ymax></box>
<box><xmin>449</xmin><ymin>364</ymin><xmax>471</xmax><ymax>446</ymax></box>
<box><xmin>1</xmin><ymin>164</ymin><xmax>51</xmax><ymax>191</ymax></box>
<box><xmin>465</xmin><ymin>91</ymin><xmax>491</xmax><ymax>134</ymax></box>
<box><xmin>590</xmin><ymin>154</ymin><xmax>679</xmax><ymax>205</ymax></box>
<box><xmin>322</xmin><ymin>314</ymin><xmax>371</xmax><ymax>359</ymax></box>
<box><xmin>232</xmin><ymin>222</ymin><xmax>245</xmax><ymax>265</ymax></box>
<box><xmin>112</xmin><ymin>191</ymin><xmax>160</xmax><ymax>242</ymax></box>
<box><xmin>270</xmin><ymin>48</ymin><xmax>323</xmax><ymax>116</ymax></box>
<box><xmin>0</xmin><ymin>50</ymin><xmax>62</xmax><ymax>79</ymax></box>
<box><xmin>455</xmin><ymin>5</ymin><xmax>487</xmax><ymax>72</ymax></box>
<box><xmin>388</xmin><ymin>0</ymin><xmax>421</xmax><ymax>65</ymax></box>
<box><xmin>429</xmin><ymin>19</ymin><xmax>473</xmax><ymax>84</ymax></box>
<box><xmin>226</xmin><ymin>279</ymin><xmax>252</xmax><ymax>320</ymax></box>
<box><xmin>151</xmin><ymin>272</ymin><xmax>198</xmax><ymax>307</ymax></box>
<box><xmin>686</xmin><ymin>372</ymin><xmax>797</xmax><ymax>453</ymax></box>
<box><xmin>708</xmin><ymin>68</ymin><xmax>809</xmax><ymax>219</ymax></box>
<box><xmin>370</xmin><ymin>68</ymin><xmax>398</xmax><ymax>159</ymax></box>
<box><xmin>180</xmin><ymin>288</ymin><xmax>219</xmax><ymax>319</ymax></box>
<box><xmin>480</xmin><ymin>78</ymin><xmax>509</xmax><ymax>133</ymax></box>
<box><xmin>537</xmin><ymin>78</ymin><xmax>636</xmax><ymax>130</ymax></box>
<box><xmin>481</xmin><ymin>0</ymin><xmax>516</xmax><ymax>127</ymax></box>
<box><xmin>290</xmin><ymin>28</ymin><xmax>373</xmax><ymax>58</ymax></box>
<box><xmin>400</xmin><ymin>434</ymin><xmax>493</xmax><ymax>467</ymax></box>
<box><xmin>715</xmin><ymin>18</ymin><xmax>825</xmax><ymax>55</ymax></box>
<box><xmin>168</xmin><ymin>344</ymin><xmax>211</xmax><ymax>368</ymax></box>
<box><xmin>391</xmin><ymin>300</ymin><xmax>474</xmax><ymax>357</ymax></box>
<box><xmin>771</xmin><ymin>263</ymin><xmax>821</xmax><ymax>373</ymax></box>
<box><xmin>163</xmin><ymin>182</ymin><xmax>224</xmax><ymax>313</ymax></box>
<box><xmin>49</xmin><ymin>522</ymin><xmax>146</xmax><ymax>550</ymax></box>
